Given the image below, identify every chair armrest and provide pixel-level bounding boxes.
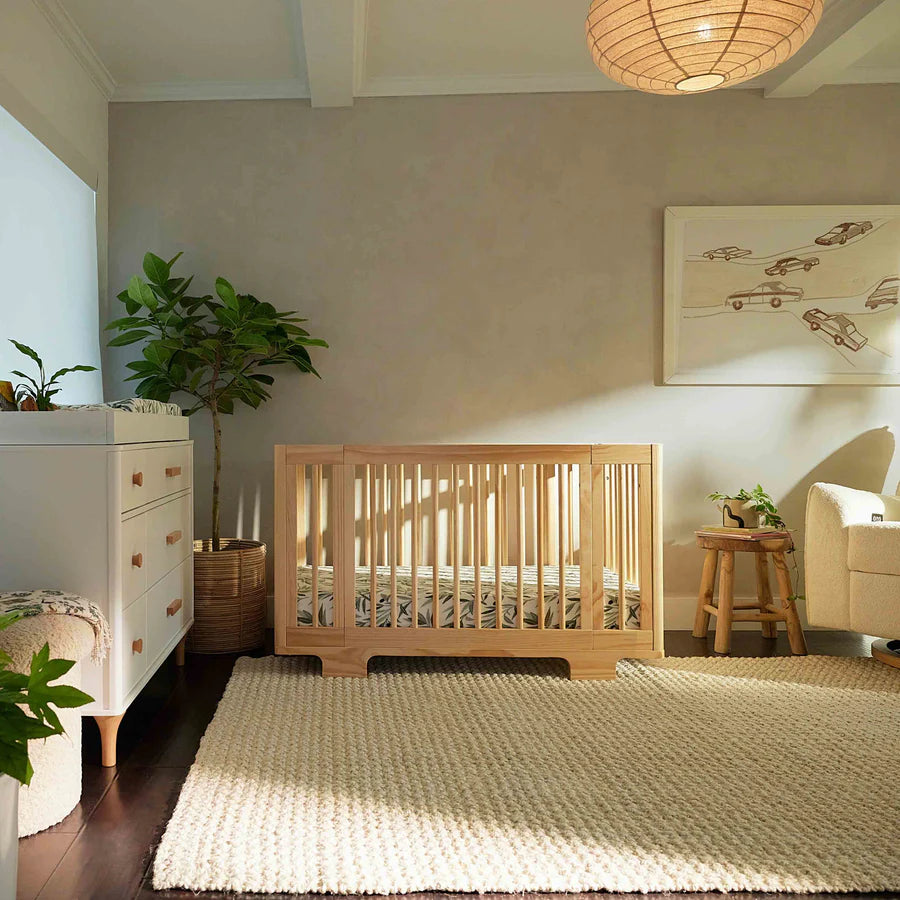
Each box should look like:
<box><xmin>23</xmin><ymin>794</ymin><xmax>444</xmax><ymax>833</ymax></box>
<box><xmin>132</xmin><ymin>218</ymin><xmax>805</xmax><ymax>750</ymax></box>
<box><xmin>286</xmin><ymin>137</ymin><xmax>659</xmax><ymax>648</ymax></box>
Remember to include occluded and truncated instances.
<box><xmin>848</xmin><ymin>521</ymin><xmax>900</xmax><ymax>576</ymax></box>
<box><xmin>804</xmin><ymin>483</ymin><xmax>900</xmax><ymax>629</ymax></box>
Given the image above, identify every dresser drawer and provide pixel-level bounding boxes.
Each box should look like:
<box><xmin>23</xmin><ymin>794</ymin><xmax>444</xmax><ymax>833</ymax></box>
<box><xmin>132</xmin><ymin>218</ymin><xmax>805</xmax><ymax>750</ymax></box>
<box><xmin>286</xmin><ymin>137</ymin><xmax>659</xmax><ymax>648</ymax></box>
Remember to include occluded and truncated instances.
<box><xmin>119</xmin><ymin>444</ymin><xmax>192</xmax><ymax>512</ymax></box>
<box><xmin>121</xmin><ymin>594</ymin><xmax>148</xmax><ymax>695</ymax></box>
<box><xmin>145</xmin><ymin>493</ymin><xmax>192</xmax><ymax>587</ymax></box>
<box><xmin>147</xmin><ymin>557</ymin><xmax>192</xmax><ymax>661</ymax></box>
<box><xmin>121</xmin><ymin>514</ymin><xmax>147</xmax><ymax>607</ymax></box>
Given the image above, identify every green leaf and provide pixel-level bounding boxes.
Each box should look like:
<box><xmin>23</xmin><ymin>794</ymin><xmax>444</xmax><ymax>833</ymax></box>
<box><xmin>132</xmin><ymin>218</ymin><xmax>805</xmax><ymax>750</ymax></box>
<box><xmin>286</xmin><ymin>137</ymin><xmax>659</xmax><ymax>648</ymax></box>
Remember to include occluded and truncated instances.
<box><xmin>48</xmin><ymin>365</ymin><xmax>97</xmax><ymax>382</ymax></box>
<box><xmin>105</xmin><ymin>316</ymin><xmax>147</xmax><ymax>331</ymax></box>
<box><xmin>143</xmin><ymin>252</ymin><xmax>171</xmax><ymax>286</ymax></box>
<box><xmin>108</xmin><ymin>331</ymin><xmax>151</xmax><ymax>347</ymax></box>
<box><xmin>9</xmin><ymin>340</ymin><xmax>41</xmax><ymax>367</ymax></box>
<box><xmin>127</xmin><ymin>276</ymin><xmax>158</xmax><ymax>311</ymax></box>
<box><xmin>215</xmin><ymin>278</ymin><xmax>239</xmax><ymax>311</ymax></box>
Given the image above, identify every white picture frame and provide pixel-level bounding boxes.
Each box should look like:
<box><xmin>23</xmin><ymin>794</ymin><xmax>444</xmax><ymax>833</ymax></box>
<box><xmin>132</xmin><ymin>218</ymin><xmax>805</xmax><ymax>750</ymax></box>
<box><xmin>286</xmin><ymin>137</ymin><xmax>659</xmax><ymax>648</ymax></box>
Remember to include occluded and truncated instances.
<box><xmin>663</xmin><ymin>205</ymin><xmax>900</xmax><ymax>385</ymax></box>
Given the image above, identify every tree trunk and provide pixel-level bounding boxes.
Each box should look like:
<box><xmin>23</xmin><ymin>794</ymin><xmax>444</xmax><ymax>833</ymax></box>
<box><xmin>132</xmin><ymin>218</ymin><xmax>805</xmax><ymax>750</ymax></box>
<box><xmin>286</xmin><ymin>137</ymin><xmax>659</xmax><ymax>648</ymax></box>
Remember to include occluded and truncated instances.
<box><xmin>211</xmin><ymin>404</ymin><xmax>222</xmax><ymax>551</ymax></box>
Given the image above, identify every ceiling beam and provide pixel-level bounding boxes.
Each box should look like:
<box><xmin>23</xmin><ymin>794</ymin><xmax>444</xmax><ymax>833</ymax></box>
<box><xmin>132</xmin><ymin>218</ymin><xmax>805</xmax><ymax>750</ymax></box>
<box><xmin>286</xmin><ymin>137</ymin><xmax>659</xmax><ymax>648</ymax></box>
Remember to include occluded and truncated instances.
<box><xmin>287</xmin><ymin>0</ymin><xmax>356</xmax><ymax>107</ymax></box>
<box><xmin>765</xmin><ymin>0</ymin><xmax>900</xmax><ymax>98</ymax></box>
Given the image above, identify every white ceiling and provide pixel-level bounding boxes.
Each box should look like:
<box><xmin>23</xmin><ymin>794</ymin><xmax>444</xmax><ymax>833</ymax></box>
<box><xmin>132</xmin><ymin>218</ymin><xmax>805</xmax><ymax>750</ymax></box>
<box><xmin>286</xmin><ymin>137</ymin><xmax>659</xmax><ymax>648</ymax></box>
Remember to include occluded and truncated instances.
<box><xmin>33</xmin><ymin>0</ymin><xmax>900</xmax><ymax>105</ymax></box>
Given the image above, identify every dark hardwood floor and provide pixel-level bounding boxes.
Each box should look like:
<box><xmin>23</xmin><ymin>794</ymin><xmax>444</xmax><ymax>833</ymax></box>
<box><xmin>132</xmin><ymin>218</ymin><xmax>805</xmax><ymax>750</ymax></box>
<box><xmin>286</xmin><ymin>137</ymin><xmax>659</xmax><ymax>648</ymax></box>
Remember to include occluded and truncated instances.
<box><xmin>17</xmin><ymin>629</ymin><xmax>884</xmax><ymax>900</ymax></box>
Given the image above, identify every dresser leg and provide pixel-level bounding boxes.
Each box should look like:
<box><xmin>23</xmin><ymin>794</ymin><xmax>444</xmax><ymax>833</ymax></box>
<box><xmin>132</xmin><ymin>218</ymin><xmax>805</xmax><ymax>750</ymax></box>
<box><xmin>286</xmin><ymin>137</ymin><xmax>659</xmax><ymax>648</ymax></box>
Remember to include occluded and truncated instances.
<box><xmin>175</xmin><ymin>637</ymin><xmax>186</xmax><ymax>667</ymax></box>
<box><xmin>94</xmin><ymin>714</ymin><xmax>124</xmax><ymax>767</ymax></box>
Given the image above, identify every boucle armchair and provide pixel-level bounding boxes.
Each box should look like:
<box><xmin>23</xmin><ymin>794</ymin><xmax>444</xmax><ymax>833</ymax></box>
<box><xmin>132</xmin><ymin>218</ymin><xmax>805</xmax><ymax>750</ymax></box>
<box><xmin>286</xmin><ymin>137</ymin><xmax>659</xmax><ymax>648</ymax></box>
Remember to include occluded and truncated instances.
<box><xmin>805</xmin><ymin>482</ymin><xmax>900</xmax><ymax>667</ymax></box>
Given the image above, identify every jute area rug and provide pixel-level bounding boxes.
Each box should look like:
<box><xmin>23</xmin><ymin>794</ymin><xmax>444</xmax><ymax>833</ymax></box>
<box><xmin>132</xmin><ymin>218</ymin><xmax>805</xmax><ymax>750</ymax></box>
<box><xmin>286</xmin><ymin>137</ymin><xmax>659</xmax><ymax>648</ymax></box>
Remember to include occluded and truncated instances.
<box><xmin>153</xmin><ymin>655</ymin><xmax>900</xmax><ymax>894</ymax></box>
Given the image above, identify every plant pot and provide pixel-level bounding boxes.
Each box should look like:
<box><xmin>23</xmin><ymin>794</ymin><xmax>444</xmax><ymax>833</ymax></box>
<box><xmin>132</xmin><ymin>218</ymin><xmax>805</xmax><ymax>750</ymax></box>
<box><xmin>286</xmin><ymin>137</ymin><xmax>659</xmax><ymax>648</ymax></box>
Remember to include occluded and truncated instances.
<box><xmin>0</xmin><ymin>774</ymin><xmax>18</xmax><ymax>899</ymax></box>
<box><xmin>717</xmin><ymin>499</ymin><xmax>761</xmax><ymax>529</ymax></box>
<box><xmin>190</xmin><ymin>539</ymin><xmax>267</xmax><ymax>654</ymax></box>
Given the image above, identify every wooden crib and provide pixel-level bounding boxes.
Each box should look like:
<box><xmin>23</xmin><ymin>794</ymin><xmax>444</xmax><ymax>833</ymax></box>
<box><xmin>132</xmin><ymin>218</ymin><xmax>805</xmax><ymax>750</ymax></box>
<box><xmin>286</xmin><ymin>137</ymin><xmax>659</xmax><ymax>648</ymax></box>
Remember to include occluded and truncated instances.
<box><xmin>274</xmin><ymin>444</ymin><xmax>663</xmax><ymax>679</ymax></box>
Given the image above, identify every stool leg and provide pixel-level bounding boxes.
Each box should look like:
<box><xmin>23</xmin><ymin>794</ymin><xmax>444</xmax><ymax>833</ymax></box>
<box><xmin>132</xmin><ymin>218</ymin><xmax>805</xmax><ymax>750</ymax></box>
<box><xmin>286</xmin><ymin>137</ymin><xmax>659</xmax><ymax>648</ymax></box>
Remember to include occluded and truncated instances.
<box><xmin>693</xmin><ymin>548</ymin><xmax>718</xmax><ymax>638</ymax></box>
<box><xmin>714</xmin><ymin>550</ymin><xmax>735</xmax><ymax>654</ymax></box>
<box><xmin>755</xmin><ymin>553</ymin><xmax>778</xmax><ymax>639</ymax></box>
<box><xmin>773</xmin><ymin>551</ymin><xmax>808</xmax><ymax>655</ymax></box>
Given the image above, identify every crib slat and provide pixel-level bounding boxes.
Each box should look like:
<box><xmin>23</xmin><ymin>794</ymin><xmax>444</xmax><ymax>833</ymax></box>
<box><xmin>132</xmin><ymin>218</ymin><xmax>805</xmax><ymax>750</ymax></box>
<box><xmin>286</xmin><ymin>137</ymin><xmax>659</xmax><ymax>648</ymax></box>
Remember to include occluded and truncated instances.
<box><xmin>558</xmin><ymin>463</ymin><xmax>565</xmax><ymax>630</ymax></box>
<box><xmin>311</xmin><ymin>464</ymin><xmax>321</xmax><ymax>627</ymax></box>
<box><xmin>432</xmin><ymin>463</ymin><xmax>440</xmax><ymax>629</ymax></box>
<box><xmin>591</xmin><ymin>464</ymin><xmax>606</xmax><ymax>631</ymax></box>
<box><xmin>398</xmin><ymin>464</ymin><xmax>405</xmax><ymax>567</ymax></box>
<box><xmin>452</xmin><ymin>464</ymin><xmax>460</xmax><ymax>628</ymax></box>
<box><xmin>297</xmin><ymin>465</ymin><xmax>307</xmax><ymax>566</ymax></box>
<box><xmin>363</xmin><ymin>465</ymin><xmax>370</xmax><ymax>567</ymax></box>
<box><xmin>579</xmin><ymin>464</ymin><xmax>592</xmax><ymax>631</ymax></box>
<box><xmin>466</xmin><ymin>464</ymin><xmax>474</xmax><ymax>567</ymax></box>
<box><xmin>474</xmin><ymin>465</ymin><xmax>482</xmax><ymax>629</ymax></box>
<box><xmin>536</xmin><ymin>463</ymin><xmax>545</xmax><ymax>629</ymax></box>
<box><xmin>515</xmin><ymin>463</ymin><xmax>524</xmax><ymax>628</ymax></box>
<box><xmin>480</xmin><ymin>466</ymin><xmax>489</xmax><ymax>565</ymax></box>
<box><xmin>411</xmin><ymin>464</ymin><xmax>419</xmax><ymax>628</ymax></box>
<box><xmin>381</xmin><ymin>464</ymin><xmax>388</xmax><ymax>566</ymax></box>
<box><xmin>618</xmin><ymin>465</ymin><xmax>627</xmax><ymax>630</ymax></box>
<box><xmin>369</xmin><ymin>465</ymin><xmax>377</xmax><ymax>628</ymax></box>
<box><xmin>390</xmin><ymin>464</ymin><xmax>398</xmax><ymax>628</ymax></box>
<box><xmin>638</xmin><ymin>464</ymin><xmax>652</xmax><ymax>630</ymax></box>
<box><xmin>567</xmin><ymin>464</ymin><xmax>575</xmax><ymax>566</ymax></box>
<box><xmin>494</xmin><ymin>463</ymin><xmax>503</xmax><ymax>629</ymax></box>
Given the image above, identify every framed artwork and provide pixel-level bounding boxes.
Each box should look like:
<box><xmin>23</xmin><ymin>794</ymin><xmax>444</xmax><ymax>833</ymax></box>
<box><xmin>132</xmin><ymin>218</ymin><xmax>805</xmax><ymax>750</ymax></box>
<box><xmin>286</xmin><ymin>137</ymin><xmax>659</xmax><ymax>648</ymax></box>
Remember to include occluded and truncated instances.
<box><xmin>663</xmin><ymin>205</ymin><xmax>900</xmax><ymax>384</ymax></box>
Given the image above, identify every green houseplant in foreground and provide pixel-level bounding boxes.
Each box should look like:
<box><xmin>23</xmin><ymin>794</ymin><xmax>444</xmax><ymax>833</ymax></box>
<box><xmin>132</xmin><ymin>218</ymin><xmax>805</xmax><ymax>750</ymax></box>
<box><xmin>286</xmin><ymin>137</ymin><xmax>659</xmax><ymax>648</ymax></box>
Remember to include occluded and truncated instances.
<box><xmin>107</xmin><ymin>252</ymin><xmax>327</xmax><ymax>652</ymax></box>
<box><xmin>0</xmin><ymin>612</ymin><xmax>92</xmax><ymax>896</ymax></box>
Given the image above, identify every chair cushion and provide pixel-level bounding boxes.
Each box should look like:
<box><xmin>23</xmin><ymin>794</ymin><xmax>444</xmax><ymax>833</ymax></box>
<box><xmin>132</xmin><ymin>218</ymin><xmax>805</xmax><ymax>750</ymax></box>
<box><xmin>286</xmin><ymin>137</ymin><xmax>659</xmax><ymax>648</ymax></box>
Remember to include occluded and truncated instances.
<box><xmin>848</xmin><ymin>521</ymin><xmax>900</xmax><ymax>576</ymax></box>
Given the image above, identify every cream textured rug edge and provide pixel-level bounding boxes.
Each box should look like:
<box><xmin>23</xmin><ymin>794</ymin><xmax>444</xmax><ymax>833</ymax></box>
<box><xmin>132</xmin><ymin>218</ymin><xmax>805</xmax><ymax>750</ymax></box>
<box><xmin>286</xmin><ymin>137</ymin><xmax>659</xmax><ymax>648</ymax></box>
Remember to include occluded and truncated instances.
<box><xmin>153</xmin><ymin>655</ymin><xmax>900</xmax><ymax>894</ymax></box>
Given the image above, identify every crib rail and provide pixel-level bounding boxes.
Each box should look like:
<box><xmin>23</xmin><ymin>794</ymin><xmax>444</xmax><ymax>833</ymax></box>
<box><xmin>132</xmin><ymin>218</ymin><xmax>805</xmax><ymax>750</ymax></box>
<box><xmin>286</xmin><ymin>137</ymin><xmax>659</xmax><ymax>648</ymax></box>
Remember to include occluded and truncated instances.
<box><xmin>275</xmin><ymin>444</ymin><xmax>662</xmax><ymax>660</ymax></box>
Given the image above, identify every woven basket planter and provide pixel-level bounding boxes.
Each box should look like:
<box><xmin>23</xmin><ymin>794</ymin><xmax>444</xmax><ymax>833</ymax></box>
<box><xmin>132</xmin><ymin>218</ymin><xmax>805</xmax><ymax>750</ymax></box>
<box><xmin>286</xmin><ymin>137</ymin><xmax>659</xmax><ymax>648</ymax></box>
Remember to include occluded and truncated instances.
<box><xmin>190</xmin><ymin>539</ymin><xmax>267</xmax><ymax>654</ymax></box>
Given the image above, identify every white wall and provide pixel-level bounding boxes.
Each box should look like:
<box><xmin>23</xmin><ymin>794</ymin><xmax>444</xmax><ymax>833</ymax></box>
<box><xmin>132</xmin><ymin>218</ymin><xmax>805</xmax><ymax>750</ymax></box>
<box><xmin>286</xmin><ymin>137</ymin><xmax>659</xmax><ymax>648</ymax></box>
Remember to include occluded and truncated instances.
<box><xmin>107</xmin><ymin>87</ymin><xmax>900</xmax><ymax>627</ymax></box>
<box><xmin>0</xmin><ymin>104</ymin><xmax>101</xmax><ymax>403</ymax></box>
<box><xmin>0</xmin><ymin>0</ymin><xmax>109</xmax><ymax>392</ymax></box>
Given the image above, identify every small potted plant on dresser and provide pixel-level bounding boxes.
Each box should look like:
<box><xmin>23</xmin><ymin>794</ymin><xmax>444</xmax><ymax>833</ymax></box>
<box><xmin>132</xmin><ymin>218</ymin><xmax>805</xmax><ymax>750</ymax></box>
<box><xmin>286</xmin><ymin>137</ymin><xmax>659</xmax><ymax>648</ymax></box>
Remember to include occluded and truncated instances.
<box><xmin>0</xmin><ymin>613</ymin><xmax>92</xmax><ymax>897</ymax></box>
<box><xmin>107</xmin><ymin>252</ymin><xmax>327</xmax><ymax>652</ymax></box>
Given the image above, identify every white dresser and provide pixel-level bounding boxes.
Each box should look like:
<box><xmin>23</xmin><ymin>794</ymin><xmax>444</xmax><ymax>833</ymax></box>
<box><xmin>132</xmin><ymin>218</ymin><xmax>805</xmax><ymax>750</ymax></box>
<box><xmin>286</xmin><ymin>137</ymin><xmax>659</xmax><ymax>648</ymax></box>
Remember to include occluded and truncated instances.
<box><xmin>0</xmin><ymin>412</ymin><xmax>193</xmax><ymax>765</ymax></box>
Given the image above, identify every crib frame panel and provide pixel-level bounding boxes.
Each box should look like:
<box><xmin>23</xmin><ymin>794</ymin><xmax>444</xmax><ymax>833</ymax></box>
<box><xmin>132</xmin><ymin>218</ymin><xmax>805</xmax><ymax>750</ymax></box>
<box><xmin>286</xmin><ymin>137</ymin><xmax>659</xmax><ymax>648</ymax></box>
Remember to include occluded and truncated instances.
<box><xmin>275</xmin><ymin>444</ymin><xmax>663</xmax><ymax>679</ymax></box>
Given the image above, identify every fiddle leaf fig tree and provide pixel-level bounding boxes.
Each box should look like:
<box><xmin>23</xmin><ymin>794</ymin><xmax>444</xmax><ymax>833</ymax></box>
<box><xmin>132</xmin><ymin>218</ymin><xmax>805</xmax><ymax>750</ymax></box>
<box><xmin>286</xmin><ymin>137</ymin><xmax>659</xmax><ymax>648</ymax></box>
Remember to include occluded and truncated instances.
<box><xmin>107</xmin><ymin>252</ymin><xmax>327</xmax><ymax>550</ymax></box>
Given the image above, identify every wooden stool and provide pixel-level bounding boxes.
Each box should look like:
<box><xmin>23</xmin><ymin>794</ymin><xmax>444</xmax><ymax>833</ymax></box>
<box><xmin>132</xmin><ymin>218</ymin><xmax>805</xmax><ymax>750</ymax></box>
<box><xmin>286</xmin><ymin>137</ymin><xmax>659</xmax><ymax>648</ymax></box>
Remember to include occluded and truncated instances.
<box><xmin>692</xmin><ymin>532</ymin><xmax>808</xmax><ymax>655</ymax></box>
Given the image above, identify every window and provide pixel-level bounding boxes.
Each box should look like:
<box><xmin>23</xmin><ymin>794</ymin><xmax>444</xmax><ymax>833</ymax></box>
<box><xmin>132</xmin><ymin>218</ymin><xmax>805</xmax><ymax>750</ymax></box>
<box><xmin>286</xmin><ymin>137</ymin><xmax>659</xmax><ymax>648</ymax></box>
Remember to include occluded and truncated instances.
<box><xmin>0</xmin><ymin>104</ymin><xmax>101</xmax><ymax>404</ymax></box>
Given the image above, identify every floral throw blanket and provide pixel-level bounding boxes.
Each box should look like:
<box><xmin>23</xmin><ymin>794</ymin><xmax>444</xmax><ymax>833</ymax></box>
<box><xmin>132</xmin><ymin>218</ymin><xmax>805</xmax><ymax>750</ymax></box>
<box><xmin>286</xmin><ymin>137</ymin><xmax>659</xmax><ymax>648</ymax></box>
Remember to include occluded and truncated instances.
<box><xmin>0</xmin><ymin>590</ymin><xmax>111</xmax><ymax>662</ymax></box>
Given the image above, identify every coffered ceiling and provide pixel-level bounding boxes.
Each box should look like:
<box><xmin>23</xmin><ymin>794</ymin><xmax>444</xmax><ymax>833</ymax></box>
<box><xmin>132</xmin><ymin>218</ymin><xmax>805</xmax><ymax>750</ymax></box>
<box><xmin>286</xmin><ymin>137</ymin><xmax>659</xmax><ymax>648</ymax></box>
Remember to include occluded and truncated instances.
<box><xmin>32</xmin><ymin>0</ymin><xmax>900</xmax><ymax>106</ymax></box>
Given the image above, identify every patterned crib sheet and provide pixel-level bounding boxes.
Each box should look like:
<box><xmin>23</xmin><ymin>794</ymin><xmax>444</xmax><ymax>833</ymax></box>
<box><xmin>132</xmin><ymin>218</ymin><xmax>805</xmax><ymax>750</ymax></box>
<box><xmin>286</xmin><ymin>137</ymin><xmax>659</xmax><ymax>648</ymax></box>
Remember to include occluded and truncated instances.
<box><xmin>297</xmin><ymin>565</ymin><xmax>641</xmax><ymax>630</ymax></box>
<box><xmin>60</xmin><ymin>398</ymin><xmax>183</xmax><ymax>416</ymax></box>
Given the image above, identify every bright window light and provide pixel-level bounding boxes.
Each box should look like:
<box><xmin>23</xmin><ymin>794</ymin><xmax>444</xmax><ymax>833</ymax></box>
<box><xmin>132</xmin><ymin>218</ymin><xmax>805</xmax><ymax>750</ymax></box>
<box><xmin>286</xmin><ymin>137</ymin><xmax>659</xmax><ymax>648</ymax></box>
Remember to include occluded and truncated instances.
<box><xmin>0</xmin><ymin>104</ymin><xmax>102</xmax><ymax>404</ymax></box>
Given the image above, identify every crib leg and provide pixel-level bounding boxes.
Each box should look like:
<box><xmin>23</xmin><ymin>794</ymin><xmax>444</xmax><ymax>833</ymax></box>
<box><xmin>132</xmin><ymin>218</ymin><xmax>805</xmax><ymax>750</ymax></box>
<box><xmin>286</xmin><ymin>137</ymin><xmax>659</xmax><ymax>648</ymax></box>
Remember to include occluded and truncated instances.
<box><xmin>564</xmin><ymin>652</ymin><xmax>619</xmax><ymax>681</ymax></box>
<box><xmin>318</xmin><ymin>649</ymin><xmax>370</xmax><ymax>678</ymax></box>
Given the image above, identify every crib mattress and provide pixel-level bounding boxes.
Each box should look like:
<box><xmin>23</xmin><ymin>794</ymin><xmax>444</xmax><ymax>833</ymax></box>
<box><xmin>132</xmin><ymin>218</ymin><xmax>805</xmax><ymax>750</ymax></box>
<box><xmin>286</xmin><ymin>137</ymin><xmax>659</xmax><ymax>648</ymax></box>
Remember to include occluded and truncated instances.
<box><xmin>297</xmin><ymin>564</ymin><xmax>641</xmax><ymax>630</ymax></box>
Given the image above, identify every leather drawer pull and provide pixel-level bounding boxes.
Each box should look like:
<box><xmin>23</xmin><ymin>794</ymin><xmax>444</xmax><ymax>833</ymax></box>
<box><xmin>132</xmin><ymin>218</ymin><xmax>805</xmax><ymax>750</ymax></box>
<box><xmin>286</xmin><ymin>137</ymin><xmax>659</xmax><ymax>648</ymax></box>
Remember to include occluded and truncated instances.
<box><xmin>165</xmin><ymin>466</ymin><xmax>182</xmax><ymax>478</ymax></box>
<box><xmin>132</xmin><ymin>472</ymin><xmax>144</xmax><ymax>487</ymax></box>
<box><xmin>166</xmin><ymin>598</ymin><xmax>183</xmax><ymax>617</ymax></box>
<box><xmin>132</xmin><ymin>638</ymin><xmax>143</xmax><ymax>654</ymax></box>
<box><xmin>131</xmin><ymin>552</ymin><xmax>143</xmax><ymax>568</ymax></box>
<box><xmin>166</xmin><ymin>530</ymin><xmax>183</xmax><ymax>545</ymax></box>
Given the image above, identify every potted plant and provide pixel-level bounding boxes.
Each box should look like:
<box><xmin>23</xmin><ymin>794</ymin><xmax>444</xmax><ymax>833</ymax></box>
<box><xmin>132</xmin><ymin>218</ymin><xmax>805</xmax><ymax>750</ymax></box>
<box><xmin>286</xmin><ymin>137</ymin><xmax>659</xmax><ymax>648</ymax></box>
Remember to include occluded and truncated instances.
<box><xmin>0</xmin><ymin>612</ymin><xmax>92</xmax><ymax>897</ymax></box>
<box><xmin>106</xmin><ymin>252</ymin><xmax>326</xmax><ymax>652</ymax></box>
<box><xmin>5</xmin><ymin>340</ymin><xmax>97</xmax><ymax>411</ymax></box>
<box><xmin>706</xmin><ymin>484</ymin><xmax>786</xmax><ymax>529</ymax></box>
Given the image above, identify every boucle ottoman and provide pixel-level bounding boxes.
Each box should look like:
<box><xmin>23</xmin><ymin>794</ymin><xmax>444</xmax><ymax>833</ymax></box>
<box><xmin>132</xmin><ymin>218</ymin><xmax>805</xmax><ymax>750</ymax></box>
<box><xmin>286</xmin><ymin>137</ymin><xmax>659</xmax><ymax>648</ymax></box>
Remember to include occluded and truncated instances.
<box><xmin>1</xmin><ymin>614</ymin><xmax>94</xmax><ymax>836</ymax></box>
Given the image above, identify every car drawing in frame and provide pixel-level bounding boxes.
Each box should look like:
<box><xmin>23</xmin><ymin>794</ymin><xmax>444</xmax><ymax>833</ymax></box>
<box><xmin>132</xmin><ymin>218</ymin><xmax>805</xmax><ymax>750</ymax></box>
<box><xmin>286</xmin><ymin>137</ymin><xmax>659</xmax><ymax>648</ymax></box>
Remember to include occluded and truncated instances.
<box><xmin>814</xmin><ymin>221</ymin><xmax>873</xmax><ymax>246</ymax></box>
<box><xmin>726</xmin><ymin>281</ymin><xmax>804</xmax><ymax>310</ymax></box>
<box><xmin>865</xmin><ymin>276</ymin><xmax>899</xmax><ymax>309</ymax></box>
<box><xmin>802</xmin><ymin>309</ymin><xmax>868</xmax><ymax>351</ymax></box>
<box><xmin>764</xmin><ymin>256</ymin><xmax>819</xmax><ymax>276</ymax></box>
<box><xmin>703</xmin><ymin>246</ymin><xmax>752</xmax><ymax>261</ymax></box>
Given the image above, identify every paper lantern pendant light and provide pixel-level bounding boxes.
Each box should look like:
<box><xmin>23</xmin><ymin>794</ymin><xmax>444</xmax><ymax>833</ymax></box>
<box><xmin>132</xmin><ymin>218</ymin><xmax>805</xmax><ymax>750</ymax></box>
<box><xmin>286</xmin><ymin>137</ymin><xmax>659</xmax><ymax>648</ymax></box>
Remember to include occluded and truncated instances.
<box><xmin>586</xmin><ymin>0</ymin><xmax>823</xmax><ymax>95</ymax></box>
